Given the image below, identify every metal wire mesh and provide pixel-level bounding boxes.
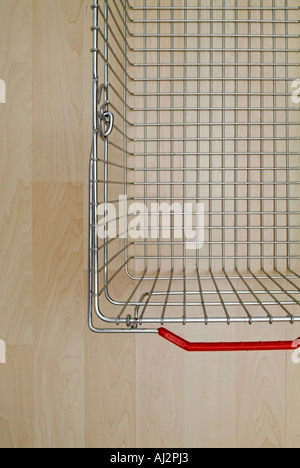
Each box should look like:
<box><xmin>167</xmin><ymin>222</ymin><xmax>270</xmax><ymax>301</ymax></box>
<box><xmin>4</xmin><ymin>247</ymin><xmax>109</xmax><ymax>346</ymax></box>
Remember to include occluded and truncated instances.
<box><xmin>89</xmin><ymin>0</ymin><xmax>300</xmax><ymax>332</ymax></box>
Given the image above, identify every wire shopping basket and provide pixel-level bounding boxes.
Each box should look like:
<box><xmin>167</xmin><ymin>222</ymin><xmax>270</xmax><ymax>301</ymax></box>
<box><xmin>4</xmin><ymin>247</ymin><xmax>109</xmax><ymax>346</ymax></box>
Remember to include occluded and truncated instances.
<box><xmin>88</xmin><ymin>0</ymin><xmax>300</xmax><ymax>351</ymax></box>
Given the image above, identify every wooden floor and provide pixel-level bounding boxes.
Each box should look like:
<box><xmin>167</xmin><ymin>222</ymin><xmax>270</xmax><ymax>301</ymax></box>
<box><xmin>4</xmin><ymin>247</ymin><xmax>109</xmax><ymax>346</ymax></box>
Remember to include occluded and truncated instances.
<box><xmin>0</xmin><ymin>0</ymin><xmax>300</xmax><ymax>448</ymax></box>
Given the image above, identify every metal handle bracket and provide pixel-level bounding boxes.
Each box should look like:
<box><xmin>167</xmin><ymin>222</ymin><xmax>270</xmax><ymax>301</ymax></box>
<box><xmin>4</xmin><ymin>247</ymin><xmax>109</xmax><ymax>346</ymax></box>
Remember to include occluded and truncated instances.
<box><xmin>97</xmin><ymin>84</ymin><xmax>114</xmax><ymax>139</ymax></box>
<box><xmin>98</xmin><ymin>108</ymin><xmax>114</xmax><ymax>139</ymax></box>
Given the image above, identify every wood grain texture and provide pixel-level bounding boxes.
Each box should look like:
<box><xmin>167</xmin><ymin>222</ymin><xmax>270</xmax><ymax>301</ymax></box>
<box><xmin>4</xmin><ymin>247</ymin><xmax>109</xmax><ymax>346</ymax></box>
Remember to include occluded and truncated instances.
<box><xmin>0</xmin><ymin>346</ymin><xmax>34</xmax><ymax>448</ymax></box>
<box><xmin>285</xmin><ymin>324</ymin><xmax>300</xmax><ymax>448</ymax></box>
<box><xmin>0</xmin><ymin>0</ymin><xmax>300</xmax><ymax>449</ymax></box>
<box><xmin>236</xmin><ymin>325</ymin><xmax>287</xmax><ymax>448</ymax></box>
<box><xmin>83</xmin><ymin>0</ymin><xmax>91</xmax><ymax>270</ymax></box>
<box><xmin>0</xmin><ymin>0</ymin><xmax>32</xmax><ymax>345</ymax></box>
<box><xmin>136</xmin><ymin>329</ymin><xmax>185</xmax><ymax>449</ymax></box>
<box><xmin>85</xmin><ymin>331</ymin><xmax>136</xmax><ymax>448</ymax></box>
<box><xmin>33</xmin><ymin>183</ymin><xmax>85</xmax><ymax>448</ymax></box>
<box><xmin>33</xmin><ymin>0</ymin><xmax>84</xmax><ymax>182</ymax></box>
<box><xmin>182</xmin><ymin>326</ymin><xmax>237</xmax><ymax>448</ymax></box>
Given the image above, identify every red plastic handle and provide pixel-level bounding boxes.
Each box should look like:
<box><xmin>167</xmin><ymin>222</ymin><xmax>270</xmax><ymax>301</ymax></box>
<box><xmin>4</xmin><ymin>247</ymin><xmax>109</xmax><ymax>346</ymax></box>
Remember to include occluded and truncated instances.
<box><xmin>158</xmin><ymin>328</ymin><xmax>300</xmax><ymax>352</ymax></box>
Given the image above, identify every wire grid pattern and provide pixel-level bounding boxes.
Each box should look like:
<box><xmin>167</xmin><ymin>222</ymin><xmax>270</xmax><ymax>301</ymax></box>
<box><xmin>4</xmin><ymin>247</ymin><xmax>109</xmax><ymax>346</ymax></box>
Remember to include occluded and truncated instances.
<box><xmin>89</xmin><ymin>0</ymin><xmax>300</xmax><ymax>331</ymax></box>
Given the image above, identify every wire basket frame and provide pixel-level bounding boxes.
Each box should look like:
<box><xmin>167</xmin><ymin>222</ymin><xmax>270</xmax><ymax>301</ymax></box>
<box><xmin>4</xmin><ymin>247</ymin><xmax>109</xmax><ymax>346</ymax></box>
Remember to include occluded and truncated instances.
<box><xmin>88</xmin><ymin>0</ymin><xmax>300</xmax><ymax>347</ymax></box>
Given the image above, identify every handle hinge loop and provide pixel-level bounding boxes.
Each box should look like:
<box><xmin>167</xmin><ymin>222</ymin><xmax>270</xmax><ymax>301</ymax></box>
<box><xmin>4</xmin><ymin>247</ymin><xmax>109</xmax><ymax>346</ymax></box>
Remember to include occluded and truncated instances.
<box><xmin>97</xmin><ymin>84</ymin><xmax>114</xmax><ymax>140</ymax></box>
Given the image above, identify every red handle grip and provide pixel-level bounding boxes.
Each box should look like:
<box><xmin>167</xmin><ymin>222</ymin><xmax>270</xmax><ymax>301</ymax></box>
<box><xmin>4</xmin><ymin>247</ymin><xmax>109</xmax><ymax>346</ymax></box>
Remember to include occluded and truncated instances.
<box><xmin>158</xmin><ymin>328</ymin><xmax>300</xmax><ymax>352</ymax></box>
